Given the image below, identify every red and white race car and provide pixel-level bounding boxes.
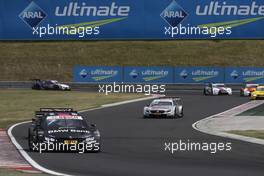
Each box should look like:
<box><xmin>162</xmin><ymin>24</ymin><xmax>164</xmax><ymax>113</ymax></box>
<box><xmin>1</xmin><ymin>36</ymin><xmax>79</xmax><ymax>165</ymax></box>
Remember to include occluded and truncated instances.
<box><xmin>240</xmin><ymin>84</ymin><xmax>259</xmax><ymax>96</ymax></box>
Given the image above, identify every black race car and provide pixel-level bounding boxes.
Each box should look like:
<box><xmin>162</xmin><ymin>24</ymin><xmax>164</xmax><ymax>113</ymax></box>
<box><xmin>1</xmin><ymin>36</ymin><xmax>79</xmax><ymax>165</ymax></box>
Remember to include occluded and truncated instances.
<box><xmin>31</xmin><ymin>79</ymin><xmax>71</xmax><ymax>91</ymax></box>
<box><xmin>28</xmin><ymin>108</ymin><xmax>101</xmax><ymax>153</ymax></box>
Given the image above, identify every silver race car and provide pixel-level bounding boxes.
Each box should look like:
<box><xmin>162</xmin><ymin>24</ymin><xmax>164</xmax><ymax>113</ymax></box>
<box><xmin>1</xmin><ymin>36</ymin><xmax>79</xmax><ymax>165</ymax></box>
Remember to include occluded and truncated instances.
<box><xmin>204</xmin><ymin>83</ymin><xmax>232</xmax><ymax>96</ymax></box>
<box><xmin>143</xmin><ymin>97</ymin><xmax>183</xmax><ymax>118</ymax></box>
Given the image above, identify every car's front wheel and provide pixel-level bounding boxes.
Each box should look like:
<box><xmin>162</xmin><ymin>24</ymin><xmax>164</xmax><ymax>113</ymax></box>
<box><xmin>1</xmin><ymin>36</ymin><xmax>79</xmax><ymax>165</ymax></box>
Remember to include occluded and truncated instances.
<box><xmin>203</xmin><ymin>89</ymin><xmax>208</xmax><ymax>96</ymax></box>
<box><xmin>28</xmin><ymin>129</ymin><xmax>34</xmax><ymax>151</ymax></box>
<box><xmin>174</xmin><ymin>108</ymin><xmax>183</xmax><ymax>118</ymax></box>
<box><xmin>143</xmin><ymin>115</ymin><xmax>148</xmax><ymax>119</ymax></box>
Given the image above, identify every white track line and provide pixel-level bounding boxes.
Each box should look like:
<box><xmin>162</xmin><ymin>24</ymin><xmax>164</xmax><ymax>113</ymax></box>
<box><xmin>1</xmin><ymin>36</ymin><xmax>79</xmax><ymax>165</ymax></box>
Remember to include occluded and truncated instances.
<box><xmin>8</xmin><ymin>121</ymin><xmax>71</xmax><ymax>176</ymax></box>
<box><xmin>7</xmin><ymin>95</ymin><xmax>160</xmax><ymax>175</ymax></box>
<box><xmin>192</xmin><ymin>101</ymin><xmax>264</xmax><ymax>145</ymax></box>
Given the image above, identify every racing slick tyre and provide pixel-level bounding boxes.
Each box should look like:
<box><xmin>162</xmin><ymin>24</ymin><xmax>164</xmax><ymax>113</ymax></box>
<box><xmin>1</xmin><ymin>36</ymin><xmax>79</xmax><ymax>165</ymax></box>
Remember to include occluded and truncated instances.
<box><xmin>177</xmin><ymin>111</ymin><xmax>184</xmax><ymax>118</ymax></box>
<box><xmin>174</xmin><ymin>108</ymin><xmax>183</xmax><ymax>118</ymax></box>
<box><xmin>28</xmin><ymin>129</ymin><xmax>34</xmax><ymax>151</ymax></box>
<box><xmin>203</xmin><ymin>89</ymin><xmax>208</xmax><ymax>96</ymax></box>
<box><xmin>53</xmin><ymin>85</ymin><xmax>60</xmax><ymax>90</ymax></box>
<box><xmin>240</xmin><ymin>90</ymin><xmax>244</xmax><ymax>96</ymax></box>
<box><xmin>32</xmin><ymin>84</ymin><xmax>41</xmax><ymax>90</ymax></box>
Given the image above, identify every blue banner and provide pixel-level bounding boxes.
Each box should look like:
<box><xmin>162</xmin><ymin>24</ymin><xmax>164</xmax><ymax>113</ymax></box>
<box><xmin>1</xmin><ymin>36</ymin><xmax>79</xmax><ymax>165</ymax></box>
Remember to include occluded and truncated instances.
<box><xmin>225</xmin><ymin>67</ymin><xmax>264</xmax><ymax>83</ymax></box>
<box><xmin>175</xmin><ymin>67</ymin><xmax>225</xmax><ymax>83</ymax></box>
<box><xmin>1</xmin><ymin>0</ymin><xmax>264</xmax><ymax>40</ymax></box>
<box><xmin>124</xmin><ymin>67</ymin><xmax>174</xmax><ymax>83</ymax></box>
<box><xmin>73</xmin><ymin>66</ymin><xmax>122</xmax><ymax>83</ymax></box>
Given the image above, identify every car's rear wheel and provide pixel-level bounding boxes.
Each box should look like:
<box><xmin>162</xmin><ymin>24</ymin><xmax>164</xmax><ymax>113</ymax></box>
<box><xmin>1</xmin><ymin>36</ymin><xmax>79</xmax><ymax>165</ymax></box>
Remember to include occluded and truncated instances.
<box><xmin>53</xmin><ymin>85</ymin><xmax>60</xmax><ymax>90</ymax></box>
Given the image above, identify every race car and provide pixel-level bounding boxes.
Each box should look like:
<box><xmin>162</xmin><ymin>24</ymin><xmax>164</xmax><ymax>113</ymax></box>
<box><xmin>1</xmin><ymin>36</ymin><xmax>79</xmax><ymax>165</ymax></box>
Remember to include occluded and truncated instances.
<box><xmin>240</xmin><ymin>84</ymin><xmax>259</xmax><ymax>96</ymax></box>
<box><xmin>204</xmin><ymin>83</ymin><xmax>232</xmax><ymax>96</ymax></box>
<box><xmin>251</xmin><ymin>86</ymin><xmax>264</xmax><ymax>100</ymax></box>
<box><xmin>143</xmin><ymin>97</ymin><xmax>183</xmax><ymax>118</ymax></box>
<box><xmin>32</xmin><ymin>79</ymin><xmax>71</xmax><ymax>91</ymax></box>
<box><xmin>28</xmin><ymin>108</ymin><xmax>101</xmax><ymax>152</ymax></box>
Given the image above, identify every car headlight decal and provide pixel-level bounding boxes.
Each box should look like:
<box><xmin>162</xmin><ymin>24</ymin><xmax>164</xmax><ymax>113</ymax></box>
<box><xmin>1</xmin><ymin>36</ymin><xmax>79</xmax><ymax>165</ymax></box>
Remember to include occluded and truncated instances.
<box><xmin>44</xmin><ymin>137</ymin><xmax>55</xmax><ymax>142</ymax></box>
<box><xmin>94</xmin><ymin>130</ymin><xmax>100</xmax><ymax>137</ymax></box>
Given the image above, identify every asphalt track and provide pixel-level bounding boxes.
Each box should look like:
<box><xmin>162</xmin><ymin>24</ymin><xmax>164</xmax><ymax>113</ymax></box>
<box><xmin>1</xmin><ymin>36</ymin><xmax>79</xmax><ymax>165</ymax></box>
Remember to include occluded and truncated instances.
<box><xmin>11</xmin><ymin>92</ymin><xmax>264</xmax><ymax>176</ymax></box>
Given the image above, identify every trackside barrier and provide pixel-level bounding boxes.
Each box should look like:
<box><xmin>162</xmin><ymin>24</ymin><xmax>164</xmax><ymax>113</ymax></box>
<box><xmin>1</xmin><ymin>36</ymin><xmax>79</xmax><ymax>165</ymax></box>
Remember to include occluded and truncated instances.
<box><xmin>73</xmin><ymin>66</ymin><xmax>264</xmax><ymax>84</ymax></box>
<box><xmin>1</xmin><ymin>0</ymin><xmax>264</xmax><ymax>40</ymax></box>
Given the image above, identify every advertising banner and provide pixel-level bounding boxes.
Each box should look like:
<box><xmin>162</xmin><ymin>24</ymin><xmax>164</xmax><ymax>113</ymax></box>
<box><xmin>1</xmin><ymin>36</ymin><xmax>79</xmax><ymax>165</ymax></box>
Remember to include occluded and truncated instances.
<box><xmin>174</xmin><ymin>67</ymin><xmax>225</xmax><ymax>83</ymax></box>
<box><xmin>1</xmin><ymin>0</ymin><xmax>264</xmax><ymax>40</ymax></box>
<box><xmin>73</xmin><ymin>66</ymin><xmax>123</xmax><ymax>83</ymax></box>
<box><xmin>124</xmin><ymin>67</ymin><xmax>174</xmax><ymax>83</ymax></box>
<box><xmin>225</xmin><ymin>67</ymin><xmax>264</xmax><ymax>83</ymax></box>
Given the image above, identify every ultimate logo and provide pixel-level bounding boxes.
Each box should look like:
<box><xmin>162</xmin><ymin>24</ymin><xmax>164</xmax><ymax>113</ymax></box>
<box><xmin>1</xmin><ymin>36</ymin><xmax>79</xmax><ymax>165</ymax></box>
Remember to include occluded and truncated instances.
<box><xmin>129</xmin><ymin>69</ymin><xmax>169</xmax><ymax>82</ymax></box>
<box><xmin>231</xmin><ymin>69</ymin><xmax>264</xmax><ymax>82</ymax></box>
<box><xmin>160</xmin><ymin>0</ymin><xmax>188</xmax><ymax>27</ymax></box>
<box><xmin>90</xmin><ymin>69</ymin><xmax>118</xmax><ymax>81</ymax></box>
<box><xmin>142</xmin><ymin>70</ymin><xmax>169</xmax><ymax>82</ymax></box>
<box><xmin>55</xmin><ymin>2</ymin><xmax>130</xmax><ymax>29</ymax></box>
<box><xmin>180</xmin><ymin>69</ymin><xmax>219</xmax><ymax>82</ymax></box>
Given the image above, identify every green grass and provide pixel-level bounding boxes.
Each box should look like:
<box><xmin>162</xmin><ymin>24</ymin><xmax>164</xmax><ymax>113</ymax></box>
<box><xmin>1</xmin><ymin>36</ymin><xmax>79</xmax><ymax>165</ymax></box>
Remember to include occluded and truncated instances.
<box><xmin>0</xmin><ymin>89</ymin><xmax>143</xmax><ymax>128</ymax></box>
<box><xmin>1</xmin><ymin>40</ymin><xmax>264</xmax><ymax>81</ymax></box>
<box><xmin>237</xmin><ymin>103</ymin><xmax>264</xmax><ymax>116</ymax></box>
<box><xmin>0</xmin><ymin>169</ymin><xmax>48</xmax><ymax>176</ymax></box>
<box><xmin>228</xmin><ymin>130</ymin><xmax>264</xmax><ymax>140</ymax></box>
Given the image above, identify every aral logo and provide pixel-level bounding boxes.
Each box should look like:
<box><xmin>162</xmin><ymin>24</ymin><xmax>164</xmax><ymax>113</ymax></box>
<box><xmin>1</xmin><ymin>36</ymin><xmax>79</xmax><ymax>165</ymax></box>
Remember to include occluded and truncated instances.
<box><xmin>231</xmin><ymin>70</ymin><xmax>239</xmax><ymax>79</ymax></box>
<box><xmin>180</xmin><ymin>70</ymin><xmax>188</xmax><ymax>79</ymax></box>
<box><xmin>160</xmin><ymin>0</ymin><xmax>188</xmax><ymax>27</ymax></box>
<box><xmin>79</xmin><ymin>69</ymin><xmax>88</xmax><ymax>78</ymax></box>
<box><xmin>19</xmin><ymin>1</ymin><xmax>47</xmax><ymax>28</ymax></box>
<box><xmin>129</xmin><ymin>70</ymin><xmax>139</xmax><ymax>79</ymax></box>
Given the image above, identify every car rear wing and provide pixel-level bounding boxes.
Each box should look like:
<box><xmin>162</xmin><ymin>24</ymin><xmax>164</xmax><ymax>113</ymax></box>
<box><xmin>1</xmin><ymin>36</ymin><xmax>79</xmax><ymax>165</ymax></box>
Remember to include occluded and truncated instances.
<box><xmin>40</xmin><ymin>108</ymin><xmax>74</xmax><ymax>112</ymax></box>
<box><xmin>30</xmin><ymin>79</ymin><xmax>41</xmax><ymax>82</ymax></box>
<box><xmin>35</xmin><ymin>108</ymin><xmax>76</xmax><ymax>119</ymax></box>
<box><xmin>158</xmin><ymin>96</ymin><xmax>181</xmax><ymax>100</ymax></box>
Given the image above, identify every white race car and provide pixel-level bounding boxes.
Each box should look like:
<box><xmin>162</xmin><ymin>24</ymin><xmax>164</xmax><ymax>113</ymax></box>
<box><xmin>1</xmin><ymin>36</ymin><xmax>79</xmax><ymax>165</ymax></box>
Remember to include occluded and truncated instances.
<box><xmin>204</xmin><ymin>83</ymin><xmax>232</xmax><ymax>96</ymax></box>
<box><xmin>143</xmin><ymin>97</ymin><xmax>183</xmax><ymax>118</ymax></box>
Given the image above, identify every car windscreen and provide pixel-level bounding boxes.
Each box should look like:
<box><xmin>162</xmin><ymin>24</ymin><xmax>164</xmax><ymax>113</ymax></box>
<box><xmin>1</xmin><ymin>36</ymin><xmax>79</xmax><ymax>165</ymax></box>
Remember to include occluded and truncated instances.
<box><xmin>45</xmin><ymin>116</ymin><xmax>88</xmax><ymax>130</ymax></box>
<box><xmin>256</xmin><ymin>87</ymin><xmax>264</xmax><ymax>91</ymax></box>
<box><xmin>246</xmin><ymin>85</ymin><xmax>258</xmax><ymax>88</ymax></box>
<box><xmin>213</xmin><ymin>84</ymin><xmax>225</xmax><ymax>88</ymax></box>
<box><xmin>151</xmin><ymin>101</ymin><xmax>172</xmax><ymax>106</ymax></box>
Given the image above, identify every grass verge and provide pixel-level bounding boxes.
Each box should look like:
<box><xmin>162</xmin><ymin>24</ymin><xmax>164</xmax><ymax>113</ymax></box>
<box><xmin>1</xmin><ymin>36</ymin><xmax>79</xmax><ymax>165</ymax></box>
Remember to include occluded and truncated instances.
<box><xmin>228</xmin><ymin>130</ymin><xmax>264</xmax><ymax>140</ymax></box>
<box><xmin>0</xmin><ymin>169</ymin><xmax>48</xmax><ymax>176</ymax></box>
<box><xmin>0</xmin><ymin>89</ymin><xmax>144</xmax><ymax>128</ymax></box>
<box><xmin>1</xmin><ymin>40</ymin><xmax>264</xmax><ymax>81</ymax></box>
<box><xmin>237</xmin><ymin>103</ymin><xmax>264</xmax><ymax>116</ymax></box>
